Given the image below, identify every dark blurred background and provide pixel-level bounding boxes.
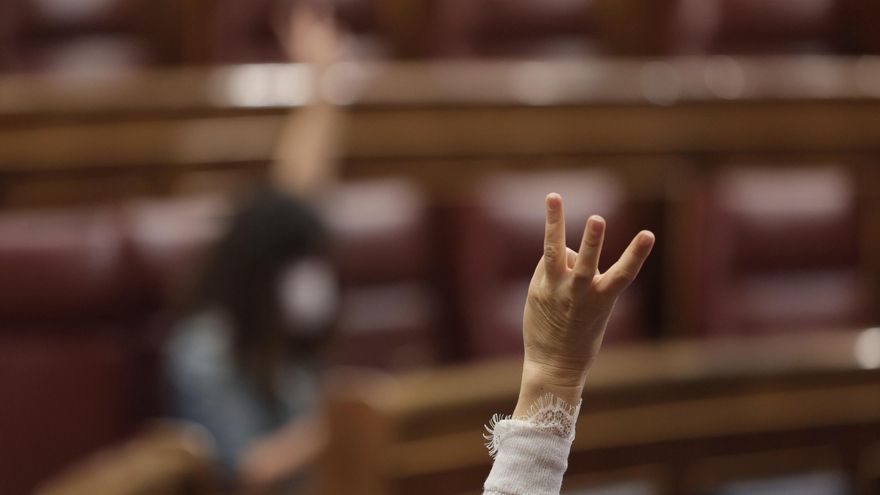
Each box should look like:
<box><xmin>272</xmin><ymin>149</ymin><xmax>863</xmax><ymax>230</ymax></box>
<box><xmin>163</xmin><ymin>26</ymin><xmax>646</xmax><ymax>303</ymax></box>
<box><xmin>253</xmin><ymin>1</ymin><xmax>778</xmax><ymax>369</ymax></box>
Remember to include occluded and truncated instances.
<box><xmin>1</xmin><ymin>0</ymin><xmax>880</xmax><ymax>494</ymax></box>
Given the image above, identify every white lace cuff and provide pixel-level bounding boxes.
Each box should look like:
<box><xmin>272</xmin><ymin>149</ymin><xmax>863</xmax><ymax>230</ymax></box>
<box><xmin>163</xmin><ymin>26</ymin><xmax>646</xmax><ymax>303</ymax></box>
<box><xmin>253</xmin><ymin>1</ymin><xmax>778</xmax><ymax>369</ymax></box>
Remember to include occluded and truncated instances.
<box><xmin>484</xmin><ymin>393</ymin><xmax>582</xmax><ymax>459</ymax></box>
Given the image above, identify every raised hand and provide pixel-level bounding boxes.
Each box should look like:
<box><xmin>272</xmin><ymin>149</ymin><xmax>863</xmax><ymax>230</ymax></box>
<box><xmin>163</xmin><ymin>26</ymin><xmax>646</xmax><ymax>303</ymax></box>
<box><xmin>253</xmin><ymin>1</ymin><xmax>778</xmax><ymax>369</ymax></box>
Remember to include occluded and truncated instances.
<box><xmin>515</xmin><ymin>193</ymin><xmax>654</xmax><ymax>415</ymax></box>
<box><xmin>284</xmin><ymin>2</ymin><xmax>346</xmax><ymax>67</ymax></box>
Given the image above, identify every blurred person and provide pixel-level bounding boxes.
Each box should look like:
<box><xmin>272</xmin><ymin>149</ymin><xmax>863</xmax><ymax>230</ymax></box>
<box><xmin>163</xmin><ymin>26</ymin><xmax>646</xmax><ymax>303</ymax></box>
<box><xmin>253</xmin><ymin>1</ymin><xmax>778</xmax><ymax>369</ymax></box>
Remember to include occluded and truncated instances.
<box><xmin>164</xmin><ymin>186</ymin><xmax>338</xmax><ymax>493</ymax></box>
<box><xmin>483</xmin><ymin>193</ymin><xmax>655</xmax><ymax>495</ymax></box>
<box><xmin>165</xmin><ymin>5</ymin><xmax>348</xmax><ymax>491</ymax></box>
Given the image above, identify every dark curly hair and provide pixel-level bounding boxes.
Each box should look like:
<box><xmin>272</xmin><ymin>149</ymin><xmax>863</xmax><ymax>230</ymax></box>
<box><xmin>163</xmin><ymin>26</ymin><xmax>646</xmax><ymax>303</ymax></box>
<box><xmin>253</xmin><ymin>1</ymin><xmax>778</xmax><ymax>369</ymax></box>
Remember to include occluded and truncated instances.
<box><xmin>194</xmin><ymin>185</ymin><xmax>333</xmax><ymax>395</ymax></box>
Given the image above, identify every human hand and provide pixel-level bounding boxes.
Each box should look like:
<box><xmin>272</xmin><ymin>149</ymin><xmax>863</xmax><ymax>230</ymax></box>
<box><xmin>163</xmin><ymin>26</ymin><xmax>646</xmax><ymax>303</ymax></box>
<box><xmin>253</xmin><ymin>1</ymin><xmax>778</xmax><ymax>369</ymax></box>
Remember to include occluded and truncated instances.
<box><xmin>515</xmin><ymin>193</ymin><xmax>654</xmax><ymax>415</ymax></box>
<box><xmin>238</xmin><ymin>414</ymin><xmax>327</xmax><ymax>491</ymax></box>
<box><xmin>283</xmin><ymin>2</ymin><xmax>346</xmax><ymax>68</ymax></box>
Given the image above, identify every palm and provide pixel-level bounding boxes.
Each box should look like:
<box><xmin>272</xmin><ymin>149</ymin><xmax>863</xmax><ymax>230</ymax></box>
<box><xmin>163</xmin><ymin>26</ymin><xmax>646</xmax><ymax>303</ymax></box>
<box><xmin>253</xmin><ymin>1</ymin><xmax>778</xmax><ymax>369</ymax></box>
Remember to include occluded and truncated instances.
<box><xmin>285</xmin><ymin>4</ymin><xmax>344</xmax><ymax>66</ymax></box>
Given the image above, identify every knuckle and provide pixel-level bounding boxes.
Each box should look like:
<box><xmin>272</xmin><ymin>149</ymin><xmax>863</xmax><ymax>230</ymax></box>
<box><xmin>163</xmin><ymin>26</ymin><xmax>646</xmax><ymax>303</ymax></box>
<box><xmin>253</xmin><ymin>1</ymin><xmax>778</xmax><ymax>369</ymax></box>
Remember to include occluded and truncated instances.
<box><xmin>571</xmin><ymin>269</ymin><xmax>593</xmax><ymax>283</ymax></box>
<box><xmin>527</xmin><ymin>286</ymin><xmax>546</xmax><ymax>302</ymax></box>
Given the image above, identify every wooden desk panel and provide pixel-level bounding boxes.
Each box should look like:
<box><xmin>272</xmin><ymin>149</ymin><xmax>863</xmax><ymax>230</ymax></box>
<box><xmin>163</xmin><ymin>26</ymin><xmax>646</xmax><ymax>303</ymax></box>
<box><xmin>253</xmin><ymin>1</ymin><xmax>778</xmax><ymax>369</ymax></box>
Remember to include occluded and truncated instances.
<box><xmin>319</xmin><ymin>330</ymin><xmax>880</xmax><ymax>495</ymax></box>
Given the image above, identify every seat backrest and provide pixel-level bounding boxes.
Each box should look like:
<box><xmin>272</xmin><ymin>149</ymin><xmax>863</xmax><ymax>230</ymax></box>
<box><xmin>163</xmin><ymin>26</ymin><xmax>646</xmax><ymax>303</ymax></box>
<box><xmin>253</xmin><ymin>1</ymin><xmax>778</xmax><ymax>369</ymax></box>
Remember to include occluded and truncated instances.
<box><xmin>7</xmin><ymin>0</ymin><xmax>164</xmax><ymax>72</ymax></box>
<box><xmin>123</xmin><ymin>195</ymin><xmax>230</xmax><ymax>309</ymax></box>
<box><xmin>430</xmin><ymin>0</ymin><xmax>595</xmax><ymax>58</ymax></box>
<box><xmin>593</xmin><ymin>0</ymin><xmax>841</xmax><ymax>55</ymax></box>
<box><xmin>18</xmin><ymin>0</ymin><xmax>143</xmax><ymax>36</ymax></box>
<box><xmin>839</xmin><ymin>0</ymin><xmax>880</xmax><ymax>53</ymax></box>
<box><xmin>684</xmin><ymin>165</ymin><xmax>870</xmax><ymax>336</ymax></box>
<box><xmin>712</xmin><ymin>0</ymin><xmax>840</xmax><ymax>54</ymax></box>
<box><xmin>201</xmin><ymin>0</ymin><xmax>286</xmax><ymax>63</ymax></box>
<box><xmin>0</xmin><ymin>207</ymin><xmax>134</xmax><ymax>323</ymax></box>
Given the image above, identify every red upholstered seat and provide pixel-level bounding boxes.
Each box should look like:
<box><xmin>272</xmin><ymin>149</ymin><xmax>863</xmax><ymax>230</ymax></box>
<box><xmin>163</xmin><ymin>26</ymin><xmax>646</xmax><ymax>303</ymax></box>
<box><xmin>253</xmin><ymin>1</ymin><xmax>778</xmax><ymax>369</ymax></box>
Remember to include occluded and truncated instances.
<box><xmin>456</xmin><ymin>169</ymin><xmax>650</xmax><ymax>359</ymax></box>
<box><xmin>430</xmin><ymin>0</ymin><xmax>596</xmax><ymax>58</ymax></box>
<box><xmin>839</xmin><ymin>0</ymin><xmax>880</xmax><ymax>53</ymax></box>
<box><xmin>123</xmin><ymin>195</ymin><xmax>231</xmax><ymax>308</ymax></box>
<box><xmin>684</xmin><ymin>166</ymin><xmax>871</xmax><ymax>336</ymax></box>
<box><xmin>0</xmin><ymin>208</ymin><xmax>131</xmax><ymax>320</ymax></box>
<box><xmin>320</xmin><ymin>178</ymin><xmax>440</xmax><ymax>369</ymax></box>
<box><xmin>4</xmin><ymin>0</ymin><xmax>166</xmax><ymax>73</ymax></box>
<box><xmin>712</xmin><ymin>0</ymin><xmax>839</xmax><ymax>54</ymax></box>
<box><xmin>199</xmin><ymin>0</ymin><xmax>288</xmax><ymax>64</ymax></box>
<box><xmin>0</xmin><ymin>207</ymin><xmax>147</xmax><ymax>495</ymax></box>
<box><xmin>594</xmin><ymin>0</ymin><xmax>841</xmax><ymax>55</ymax></box>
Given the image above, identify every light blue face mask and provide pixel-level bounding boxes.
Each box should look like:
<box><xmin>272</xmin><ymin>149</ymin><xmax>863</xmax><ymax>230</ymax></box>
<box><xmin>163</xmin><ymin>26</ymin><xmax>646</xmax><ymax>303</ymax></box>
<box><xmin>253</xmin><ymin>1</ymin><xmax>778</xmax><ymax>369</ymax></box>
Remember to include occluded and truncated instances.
<box><xmin>277</xmin><ymin>258</ymin><xmax>338</xmax><ymax>336</ymax></box>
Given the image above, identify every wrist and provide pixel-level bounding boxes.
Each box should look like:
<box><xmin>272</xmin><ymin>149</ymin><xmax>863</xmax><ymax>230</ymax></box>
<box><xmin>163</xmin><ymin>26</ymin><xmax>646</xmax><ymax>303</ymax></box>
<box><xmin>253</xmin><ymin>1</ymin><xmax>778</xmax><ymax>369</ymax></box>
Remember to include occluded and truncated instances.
<box><xmin>514</xmin><ymin>361</ymin><xmax>587</xmax><ymax>417</ymax></box>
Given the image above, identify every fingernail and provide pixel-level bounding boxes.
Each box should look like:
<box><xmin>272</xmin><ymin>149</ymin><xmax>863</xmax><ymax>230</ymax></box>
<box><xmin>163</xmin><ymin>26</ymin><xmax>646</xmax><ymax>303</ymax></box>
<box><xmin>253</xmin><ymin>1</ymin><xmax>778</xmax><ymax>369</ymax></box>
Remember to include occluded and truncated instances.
<box><xmin>639</xmin><ymin>231</ymin><xmax>655</xmax><ymax>247</ymax></box>
<box><xmin>588</xmin><ymin>215</ymin><xmax>604</xmax><ymax>233</ymax></box>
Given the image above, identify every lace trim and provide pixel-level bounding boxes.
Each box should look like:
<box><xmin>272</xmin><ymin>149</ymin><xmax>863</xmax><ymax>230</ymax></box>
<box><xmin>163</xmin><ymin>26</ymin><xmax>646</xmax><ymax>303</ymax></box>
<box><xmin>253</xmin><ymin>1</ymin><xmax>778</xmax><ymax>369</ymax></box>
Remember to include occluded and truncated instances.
<box><xmin>484</xmin><ymin>393</ymin><xmax>582</xmax><ymax>459</ymax></box>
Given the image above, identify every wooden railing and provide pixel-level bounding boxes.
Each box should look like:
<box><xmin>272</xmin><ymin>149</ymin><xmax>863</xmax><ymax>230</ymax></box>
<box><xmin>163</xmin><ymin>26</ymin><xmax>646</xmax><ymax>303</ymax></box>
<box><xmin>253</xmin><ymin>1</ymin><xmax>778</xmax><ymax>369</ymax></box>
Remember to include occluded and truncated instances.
<box><xmin>2</xmin><ymin>57</ymin><xmax>880</xmax><ymax>185</ymax></box>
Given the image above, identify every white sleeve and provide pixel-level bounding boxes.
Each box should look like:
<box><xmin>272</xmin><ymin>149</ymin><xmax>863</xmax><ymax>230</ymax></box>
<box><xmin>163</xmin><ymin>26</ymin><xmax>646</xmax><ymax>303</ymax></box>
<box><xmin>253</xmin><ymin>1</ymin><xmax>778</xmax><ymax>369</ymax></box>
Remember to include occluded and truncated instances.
<box><xmin>482</xmin><ymin>395</ymin><xmax>581</xmax><ymax>495</ymax></box>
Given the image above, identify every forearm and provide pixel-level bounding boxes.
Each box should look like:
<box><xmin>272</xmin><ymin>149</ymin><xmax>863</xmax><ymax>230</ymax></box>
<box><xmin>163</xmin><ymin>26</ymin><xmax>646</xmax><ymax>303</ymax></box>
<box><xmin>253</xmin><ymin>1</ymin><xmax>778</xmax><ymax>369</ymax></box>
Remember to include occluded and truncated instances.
<box><xmin>238</xmin><ymin>415</ymin><xmax>326</xmax><ymax>488</ymax></box>
<box><xmin>272</xmin><ymin>98</ymin><xmax>343</xmax><ymax>195</ymax></box>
